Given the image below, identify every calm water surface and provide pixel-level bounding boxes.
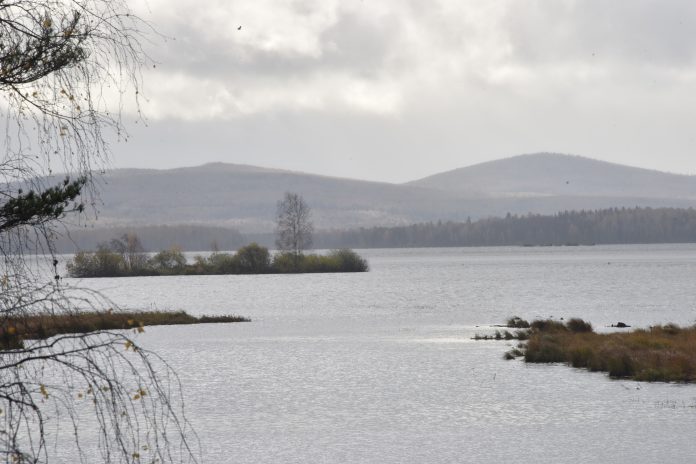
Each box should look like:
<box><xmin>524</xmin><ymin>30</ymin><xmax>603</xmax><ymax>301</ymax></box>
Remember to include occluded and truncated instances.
<box><xmin>70</xmin><ymin>245</ymin><xmax>696</xmax><ymax>463</ymax></box>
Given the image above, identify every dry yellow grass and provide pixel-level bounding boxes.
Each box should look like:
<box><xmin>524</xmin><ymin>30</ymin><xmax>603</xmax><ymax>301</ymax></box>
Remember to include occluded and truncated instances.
<box><xmin>1</xmin><ymin>310</ymin><xmax>249</xmax><ymax>350</ymax></box>
<box><xmin>519</xmin><ymin>319</ymin><xmax>696</xmax><ymax>382</ymax></box>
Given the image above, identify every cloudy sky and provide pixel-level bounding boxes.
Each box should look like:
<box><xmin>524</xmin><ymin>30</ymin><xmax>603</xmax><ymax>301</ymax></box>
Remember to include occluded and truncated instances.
<box><xmin>115</xmin><ymin>0</ymin><xmax>696</xmax><ymax>182</ymax></box>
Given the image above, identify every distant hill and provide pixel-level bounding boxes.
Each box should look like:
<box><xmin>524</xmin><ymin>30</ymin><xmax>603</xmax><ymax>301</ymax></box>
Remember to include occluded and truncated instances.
<box><xmin>60</xmin><ymin>153</ymin><xmax>696</xmax><ymax>233</ymax></box>
<box><xmin>90</xmin><ymin>163</ymin><xmax>479</xmax><ymax>231</ymax></box>
<box><xmin>408</xmin><ymin>153</ymin><xmax>696</xmax><ymax>199</ymax></box>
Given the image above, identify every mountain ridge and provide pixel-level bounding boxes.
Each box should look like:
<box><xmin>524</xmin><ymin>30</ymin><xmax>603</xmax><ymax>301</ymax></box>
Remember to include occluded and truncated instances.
<box><xmin>77</xmin><ymin>152</ymin><xmax>696</xmax><ymax>232</ymax></box>
<box><xmin>411</xmin><ymin>153</ymin><xmax>696</xmax><ymax>183</ymax></box>
<box><xmin>407</xmin><ymin>152</ymin><xmax>696</xmax><ymax>199</ymax></box>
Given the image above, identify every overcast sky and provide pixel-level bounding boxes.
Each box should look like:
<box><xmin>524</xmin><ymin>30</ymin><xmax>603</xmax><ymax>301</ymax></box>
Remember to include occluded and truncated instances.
<box><xmin>115</xmin><ymin>0</ymin><xmax>696</xmax><ymax>183</ymax></box>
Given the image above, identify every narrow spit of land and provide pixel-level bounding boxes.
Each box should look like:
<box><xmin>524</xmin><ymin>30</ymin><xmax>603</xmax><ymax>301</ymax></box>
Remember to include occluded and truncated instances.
<box><xmin>1</xmin><ymin>310</ymin><xmax>249</xmax><ymax>350</ymax></box>
<box><xmin>476</xmin><ymin>317</ymin><xmax>696</xmax><ymax>383</ymax></box>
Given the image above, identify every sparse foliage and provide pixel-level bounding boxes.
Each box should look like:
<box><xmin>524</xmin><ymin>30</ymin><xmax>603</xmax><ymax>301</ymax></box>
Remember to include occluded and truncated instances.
<box><xmin>150</xmin><ymin>246</ymin><xmax>187</xmax><ymax>273</ymax></box>
<box><xmin>109</xmin><ymin>233</ymin><xmax>147</xmax><ymax>271</ymax></box>
<box><xmin>275</xmin><ymin>192</ymin><xmax>313</xmax><ymax>267</ymax></box>
<box><xmin>1</xmin><ymin>1</ymin><xmax>197</xmax><ymax>462</ymax></box>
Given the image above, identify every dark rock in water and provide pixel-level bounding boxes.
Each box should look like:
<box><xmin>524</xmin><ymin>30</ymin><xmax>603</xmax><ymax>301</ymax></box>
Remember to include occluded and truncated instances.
<box><xmin>612</xmin><ymin>322</ymin><xmax>630</xmax><ymax>328</ymax></box>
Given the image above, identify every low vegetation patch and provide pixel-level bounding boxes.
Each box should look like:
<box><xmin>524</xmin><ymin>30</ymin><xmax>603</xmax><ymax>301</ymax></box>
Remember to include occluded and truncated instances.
<box><xmin>492</xmin><ymin>317</ymin><xmax>696</xmax><ymax>382</ymax></box>
<box><xmin>67</xmin><ymin>239</ymin><xmax>369</xmax><ymax>278</ymax></box>
<box><xmin>0</xmin><ymin>310</ymin><xmax>249</xmax><ymax>350</ymax></box>
<box><xmin>473</xmin><ymin>330</ymin><xmax>522</xmax><ymax>341</ymax></box>
<box><xmin>506</xmin><ymin>316</ymin><xmax>531</xmax><ymax>328</ymax></box>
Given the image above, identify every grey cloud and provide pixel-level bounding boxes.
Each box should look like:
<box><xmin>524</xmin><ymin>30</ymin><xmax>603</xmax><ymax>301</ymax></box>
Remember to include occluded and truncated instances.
<box><xmin>150</xmin><ymin>7</ymin><xmax>402</xmax><ymax>82</ymax></box>
<box><xmin>112</xmin><ymin>0</ymin><xmax>696</xmax><ymax>181</ymax></box>
<box><xmin>505</xmin><ymin>0</ymin><xmax>696</xmax><ymax>67</ymax></box>
<box><xmin>319</xmin><ymin>11</ymin><xmax>402</xmax><ymax>78</ymax></box>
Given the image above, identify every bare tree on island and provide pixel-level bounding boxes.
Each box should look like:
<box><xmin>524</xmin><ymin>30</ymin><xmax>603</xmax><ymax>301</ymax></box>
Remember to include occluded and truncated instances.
<box><xmin>276</xmin><ymin>192</ymin><xmax>314</xmax><ymax>268</ymax></box>
<box><xmin>1</xmin><ymin>1</ymin><xmax>197</xmax><ymax>462</ymax></box>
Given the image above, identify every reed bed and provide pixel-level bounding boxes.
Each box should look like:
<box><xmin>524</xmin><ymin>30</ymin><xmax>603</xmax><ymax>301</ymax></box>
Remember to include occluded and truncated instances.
<box><xmin>507</xmin><ymin>318</ymin><xmax>696</xmax><ymax>382</ymax></box>
<box><xmin>1</xmin><ymin>310</ymin><xmax>249</xmax><ymax>350</ymax></box>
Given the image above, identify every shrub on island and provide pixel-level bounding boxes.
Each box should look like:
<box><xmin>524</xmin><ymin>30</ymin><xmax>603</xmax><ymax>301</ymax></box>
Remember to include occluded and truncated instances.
<box><xmin>271</xmin><ymin>249</ymin><xmax>368</xmax><ymax>273</ymax></box>
<box><xmin>66</xmin><ymin>240</ymin><xmax>368</xmax><ymax>278</ymax></box>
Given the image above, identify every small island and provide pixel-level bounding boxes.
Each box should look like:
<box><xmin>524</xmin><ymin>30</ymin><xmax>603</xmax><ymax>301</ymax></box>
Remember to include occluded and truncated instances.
<box><xmin>66</xmin><ymin>192</ymin><xmax>368</xmax><ymax>278</ymax></box>
<box><xmin>477</xmin><ymin>317</ymin><xmax>696</xmax><ymax>383</ymax></box>
<box><xmin>67</xmin><ymin>242</ymin><xmax>368</xmax><ymax>277</ymax></box>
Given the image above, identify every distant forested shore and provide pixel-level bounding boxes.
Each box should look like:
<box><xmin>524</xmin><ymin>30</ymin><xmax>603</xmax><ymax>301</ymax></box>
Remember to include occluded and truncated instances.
<box><xmin>57</xmin><ymin>207</ymin><xmax>696</xmax><ymax>252</ymax></box>
<box><xmin>314</xmin><ymin>207</ymin><xmax>696</xmax><ymax>248</ymax></box>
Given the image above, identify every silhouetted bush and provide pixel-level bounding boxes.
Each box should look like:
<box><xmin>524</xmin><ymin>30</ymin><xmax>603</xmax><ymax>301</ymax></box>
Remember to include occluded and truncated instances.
<box><xmin>270</xmin><ymin>249</ymin><xmax>368</xmax><ymax>273</ymax></box>
<box><xmin>566</xmin><ymin>318</ymin><xmax>593</xmax><ymax>333</ymax></box>
<box><xmin>515</xmin><ymin>330</ymin><xmax>530</xmax><ymax>341</ymax></box>
<box><xmin>200</xmin><ymin>252</ymin><xmax>239</xmax><ymax>274</ymax></box>
<box><xmin>507</xmin><ymin>316</ymin><xmax>530</xmax><ymax>328</ymax></box>
<box><xmin>150</xmin><ymin>246</ymin><xmax>187</xmax><ymax>274</ymax></box>
<box><xmin>270</xmin><ymin>252</ymin><xmax>299</xmax><ymax>273</ymax></box>
<box><xmin>530</xmin><ymin>319</ymin><xmax>567</xmax><ymax>332</ymax></box>
<box><xmin>327</xmin><ymin>249</ymin><xmax>369</xmax><ymax>272</ymax></box>
<box><xmin>236</xmin><ymin>243</ymin><xmax>271</xmax><ymax>273</ymax></box>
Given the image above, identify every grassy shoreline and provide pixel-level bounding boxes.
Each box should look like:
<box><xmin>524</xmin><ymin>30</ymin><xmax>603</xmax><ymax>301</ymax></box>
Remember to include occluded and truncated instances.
<box><xmin>1</xmin><ymin>310</ymin><xmax>250</xmax><ymax>350</ymax></box>
<box><xmin>480</xmin><ymin>317</ymin><xmax>696</xmax><ymax>383</ymax></box>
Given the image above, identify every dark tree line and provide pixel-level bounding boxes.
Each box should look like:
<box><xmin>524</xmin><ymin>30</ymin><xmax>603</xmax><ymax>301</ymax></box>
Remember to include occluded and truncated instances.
<box><xmin>313</xmin><ymin>207</ymin><xmax>696</xmax><ymax>248</ymax></box>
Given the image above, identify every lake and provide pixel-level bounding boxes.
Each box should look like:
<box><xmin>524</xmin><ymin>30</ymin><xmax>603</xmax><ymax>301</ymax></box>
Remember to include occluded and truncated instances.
<box><xmin>69</xmin><ymin>245</ymin><xmax>696</xmax><ymax>463</ymax></box>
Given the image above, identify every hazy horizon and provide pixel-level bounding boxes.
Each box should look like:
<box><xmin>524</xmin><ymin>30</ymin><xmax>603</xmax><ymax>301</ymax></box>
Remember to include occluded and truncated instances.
<box><xmin>106</xmin><ymin>152</ymin><xmax>696</xmax><ymax>184</ymax></box>
<box><xmin>101</xmin><ymin>1</ymin><xmax>696</xmax><ymax>183</ymax></box>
